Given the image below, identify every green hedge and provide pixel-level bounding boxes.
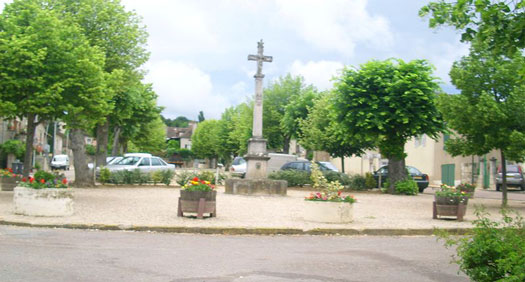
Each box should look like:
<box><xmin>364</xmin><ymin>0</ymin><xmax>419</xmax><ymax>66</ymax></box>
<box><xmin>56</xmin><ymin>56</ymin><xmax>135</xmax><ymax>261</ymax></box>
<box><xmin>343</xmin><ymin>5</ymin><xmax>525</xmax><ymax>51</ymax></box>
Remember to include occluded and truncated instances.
<box><xmin>268</xmin><ymin>170</ymin><xmax>311</xmax><ymax>187</ymax></box>
<box><xmin>104</xmin><ymin>169</ymin><xmax>174</xmax><ymax>186</ymax></box>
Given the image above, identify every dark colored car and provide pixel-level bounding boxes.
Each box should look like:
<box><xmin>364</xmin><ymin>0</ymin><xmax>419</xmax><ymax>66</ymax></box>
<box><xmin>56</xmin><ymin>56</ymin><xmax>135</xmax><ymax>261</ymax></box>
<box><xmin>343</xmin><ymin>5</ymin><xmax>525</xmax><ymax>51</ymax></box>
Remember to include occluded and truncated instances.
<box><xmin>496</xmin><ymin>165</ymin><xmax>525</xmax><ymax>191</ymax></box>
<box><xmin>373</xmin><ymin>166</ymin><xmax>429</xmax><ymax>192</ymax></box>
<box><xmin>280</xmin><ymin>161</ymin><xmax>331</xmax><ymax>172</ymax></box>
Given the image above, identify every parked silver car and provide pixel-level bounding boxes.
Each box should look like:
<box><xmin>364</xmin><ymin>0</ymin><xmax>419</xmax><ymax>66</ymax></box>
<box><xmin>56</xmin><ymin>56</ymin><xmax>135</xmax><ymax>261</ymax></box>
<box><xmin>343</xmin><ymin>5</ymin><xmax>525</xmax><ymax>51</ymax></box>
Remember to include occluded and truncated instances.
<box><xmin>105</xmin><ymin>153</ymin><xmax>175</xmax><ymax>173</ymax></box>
<box><xmin>496</xmin><ymin>164</ymin><xmax>525</xmax><ymax>191</ymax></box>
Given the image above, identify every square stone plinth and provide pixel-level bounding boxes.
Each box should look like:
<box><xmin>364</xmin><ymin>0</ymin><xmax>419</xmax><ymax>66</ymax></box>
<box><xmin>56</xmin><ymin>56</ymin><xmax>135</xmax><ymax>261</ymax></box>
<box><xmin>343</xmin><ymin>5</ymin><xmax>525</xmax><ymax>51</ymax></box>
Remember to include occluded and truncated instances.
<box><xmin>225</xmin><ymin>179</ymin><xmax>287</xmax><ymax>196</ymax></box>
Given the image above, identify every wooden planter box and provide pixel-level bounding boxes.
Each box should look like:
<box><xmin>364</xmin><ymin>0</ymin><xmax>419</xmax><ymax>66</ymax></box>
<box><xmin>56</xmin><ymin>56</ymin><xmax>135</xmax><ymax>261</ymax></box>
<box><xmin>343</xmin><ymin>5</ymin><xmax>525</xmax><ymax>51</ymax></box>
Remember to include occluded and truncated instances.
<box><xmin>13</xmin><ymin>186</ymin><xmax>74</xmax><ymax>217</ymax></box>
<box><xmin>433</xmin><ymin>196</ymin><xmax>469</xmax><ymax>221</ymax></box>
<box><xmin>178</xmin><ymin>190</ymin><xmax>216</xmax><ymax>219</ymax></box>
<box><xmin>303</xmin><ymin>200</ymin><xmax>353</xmax><ymax>223</ymax></box>
<box><xmin>1</xmin><ymin>177</ymin><xmax>20</xmax><ymax>191</ymax></box>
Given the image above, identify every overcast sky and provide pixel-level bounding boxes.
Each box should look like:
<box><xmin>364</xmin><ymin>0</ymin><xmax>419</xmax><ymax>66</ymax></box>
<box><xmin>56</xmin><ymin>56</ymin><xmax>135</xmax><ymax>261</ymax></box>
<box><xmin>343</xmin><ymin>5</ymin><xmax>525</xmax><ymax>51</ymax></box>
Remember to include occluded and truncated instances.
<box><xmin>1</xmin><ymin>0</ymin><xmax>470</xmax><ymax>121</ymax></box>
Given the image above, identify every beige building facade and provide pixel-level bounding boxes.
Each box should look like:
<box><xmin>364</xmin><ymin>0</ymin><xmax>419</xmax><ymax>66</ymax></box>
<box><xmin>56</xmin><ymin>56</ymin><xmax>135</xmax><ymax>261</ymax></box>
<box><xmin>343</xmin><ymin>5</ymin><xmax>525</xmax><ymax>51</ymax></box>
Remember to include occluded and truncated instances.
<box><xmin>327</xmin><ymin>133</ymin><xmax>504</xmax><ymax>189</ymax></box>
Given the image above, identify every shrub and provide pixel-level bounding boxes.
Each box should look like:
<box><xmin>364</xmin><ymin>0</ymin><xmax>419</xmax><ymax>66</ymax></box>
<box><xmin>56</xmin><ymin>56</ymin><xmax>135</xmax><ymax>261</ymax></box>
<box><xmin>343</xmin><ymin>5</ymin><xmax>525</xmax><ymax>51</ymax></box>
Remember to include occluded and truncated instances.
<box><xmin>365</xmin><ymin>172</ymin><xmax>377</xmax><ymax>189</ymax></box>
<box><xmin>0</xmin><ymin>139</ymin><xmax>25</xmax><ymax>159</ymax></box>
<box><xmin>151</xmin><ymin>170</ymin><xmax>163</xmax><ymax>185</ymax></box>
<box><xmin>34</xmin><ymin>170</ymin><xmax>56</xmax><ymax>183</ymax></box>
<box><xmin>324</xmin><ymin>171</ymin><xmax>351</xmax><ymax>186</ymax></box>
<box><xmin>108</xmin><ymin>170</ymin><xmax>125</xmax><ymax>185</ymax></box>
<box><xmin>85</xmin><ymin>144</ymin><xmax>96</xmax><ymax>156</ymax></box>
<box><xmin>394</xmin><ymin>179</ymin><xmax>418</xmax><ymax>195</ymax></box>
<box><xmin>160</xmin><ymin>169</ymin><xmax>175</xmax><ymax>186</ymax></box>
<box><xmin>268</xmin><ymin>170</ymin><xmax>311</xmax><ymax>187</ymax></box>
<box><xmin>438</xmin><ymin>208</ymin><xmax>525</xmax><ymax>282</ymax></box>
<box><xmin>347</xmin><ymin>174</ymin><xmax>367</xmax><ymax>190</ymax></box>
<box><xmin>99</xmin><ymin>167</ymin><xmax>110</xmax><ymax>184</ymax></box>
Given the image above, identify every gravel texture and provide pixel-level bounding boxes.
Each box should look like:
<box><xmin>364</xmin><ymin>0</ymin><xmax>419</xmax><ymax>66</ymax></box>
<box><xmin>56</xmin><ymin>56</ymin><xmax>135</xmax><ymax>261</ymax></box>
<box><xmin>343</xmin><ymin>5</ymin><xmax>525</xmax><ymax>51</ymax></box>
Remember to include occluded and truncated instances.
<box><xmin>1</xmin><ymin>186</ymin><xmax>524</xmax><ymax>231</ymax></box>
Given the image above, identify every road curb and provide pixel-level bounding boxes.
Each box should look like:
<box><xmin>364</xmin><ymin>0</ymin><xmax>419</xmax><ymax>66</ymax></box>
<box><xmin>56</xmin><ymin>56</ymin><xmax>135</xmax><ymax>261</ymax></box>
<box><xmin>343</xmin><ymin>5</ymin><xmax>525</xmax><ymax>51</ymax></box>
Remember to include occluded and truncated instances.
<box><xmin>0</xmin><ymin>220</ymin><xmax>472</xmax><ymax>236</ymax></box>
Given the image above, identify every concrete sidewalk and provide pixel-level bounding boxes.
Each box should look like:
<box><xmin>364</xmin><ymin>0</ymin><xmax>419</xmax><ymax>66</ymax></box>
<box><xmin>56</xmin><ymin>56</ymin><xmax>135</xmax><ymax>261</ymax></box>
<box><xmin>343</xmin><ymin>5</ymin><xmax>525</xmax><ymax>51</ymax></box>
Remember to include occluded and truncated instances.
<box><xmin>1</xmin><ymin>186</ymin><xmax>524</xmax><ymax>235</ymax></box>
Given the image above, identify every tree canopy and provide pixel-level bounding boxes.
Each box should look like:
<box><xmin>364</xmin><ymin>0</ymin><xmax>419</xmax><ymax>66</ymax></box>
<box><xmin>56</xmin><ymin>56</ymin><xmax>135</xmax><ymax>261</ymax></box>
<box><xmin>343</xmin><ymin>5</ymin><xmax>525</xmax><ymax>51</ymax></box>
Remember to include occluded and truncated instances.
<box><xmin>420</xmin><ymin>0</ymin><xmax>525</xmax><ymax>56</ymax></box>
<box><xmin>438</xmin><ymin>46</ymin><xmax>525</xmax><ymax>205</ymax></box>
<box><xmin>334</xmin><ymin>59</ymin><xmax>444</xmax><ymax>192</ymax></box>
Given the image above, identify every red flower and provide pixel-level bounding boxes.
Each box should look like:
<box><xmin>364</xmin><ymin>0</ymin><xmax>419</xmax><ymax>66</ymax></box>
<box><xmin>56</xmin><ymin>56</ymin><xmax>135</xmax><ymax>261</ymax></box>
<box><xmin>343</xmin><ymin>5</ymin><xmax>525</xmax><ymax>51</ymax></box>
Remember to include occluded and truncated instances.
<box><xmin>337</xmin><ymin>191</ymin><xmax>342</xmax><ymax>196</ymax></box>
<box><xmin>192</xmin><ymin>177</ymin><xmax>199</xmax><ymax>182</ymax></box>
<box><xmin>21</xmin><ymin>177</ymin><xmax>27</xmax><ymax>182</ymax></box>
<box><xmin>40</xmin><ymin>179</ymin><xmax>45</xmax><ymax>184</ymax></box>
<box><xmin>29</xmin><ymin>177</ymin><xmax>34</xmax><ymax>183</ymax></box>
<box><xmin>62</xmin><ymin>179</ymin><xmax>67</xmax><ymax>185</ymax></box>
<box><xmin>8</xmin><ymin>168</ymin><xmax>13</xmax><ymax>173</ymax></box>
<box><xmin>12</xmin><ymin>174</ymin><xmax>17</xmax><ymax>178</ymax></box>
<box><xmin>201</xmin><ymin>180</ymin><xmax>206</xmax><ymax>184</ymax></box>
<box><xmin>211</xmin><ymin>185</ymin><xmax>215</xmax><ymax>189</ymax></box>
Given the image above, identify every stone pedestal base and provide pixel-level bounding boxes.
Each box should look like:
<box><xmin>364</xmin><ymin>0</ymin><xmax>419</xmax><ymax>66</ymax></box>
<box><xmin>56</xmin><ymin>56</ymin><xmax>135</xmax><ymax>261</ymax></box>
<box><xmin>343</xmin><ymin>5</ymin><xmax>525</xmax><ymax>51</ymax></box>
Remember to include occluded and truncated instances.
<box><xmin>245</xmin><ymin>137</ymin><xmax>270</xmax><ymax>179</ymax></box>
<box><xmin>225</xmin><ymin>179</ymin><xmax>287</xmax><ymax>196</ymax></box>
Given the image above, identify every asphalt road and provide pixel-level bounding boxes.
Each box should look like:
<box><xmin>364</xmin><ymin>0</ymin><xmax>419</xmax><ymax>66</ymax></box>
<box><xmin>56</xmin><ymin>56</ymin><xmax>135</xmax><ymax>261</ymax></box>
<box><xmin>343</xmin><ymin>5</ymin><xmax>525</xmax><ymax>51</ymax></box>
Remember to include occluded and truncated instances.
<box><xmin>0</xmin><ymin>226</ymin><xmax>468</xmax><ymax>282</ymax></box>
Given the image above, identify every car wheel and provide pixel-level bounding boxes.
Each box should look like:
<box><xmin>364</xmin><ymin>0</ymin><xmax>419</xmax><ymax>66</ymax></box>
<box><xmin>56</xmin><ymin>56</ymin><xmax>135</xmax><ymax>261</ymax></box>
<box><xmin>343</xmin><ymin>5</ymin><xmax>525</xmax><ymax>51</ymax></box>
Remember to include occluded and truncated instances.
<box><xmin>419</xmin><ymin>187</ymin><xmax>425</xmax><ymax>193</ymax></box>
<box><xmin>496</xmin><ymin>184</ymin><xmax>501</xmax><ymax>191</ymax></box>
<box><xmin>521</xmin><ymin>184</ymin><xmax>525</xmax><ymax>191</ymax></box>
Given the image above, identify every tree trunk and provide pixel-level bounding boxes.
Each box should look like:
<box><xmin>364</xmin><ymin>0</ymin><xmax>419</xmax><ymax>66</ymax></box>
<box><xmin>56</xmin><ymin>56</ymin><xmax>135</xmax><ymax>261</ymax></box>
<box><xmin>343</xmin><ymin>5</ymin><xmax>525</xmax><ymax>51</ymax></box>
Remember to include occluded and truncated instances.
<box><xmin>500</xmin><ymin>150</ymin><xmax>508</xmax><ymax>207</ymax></box>
<box><xmin>387</xmin><ymin>157</ymin><xmax>406</xmax><ymax>194</ymax></box>
<box><xmin>282</xmin><ymin>135</ymin><xmax>290</xmax><ymax>154</ymax></box>
<box><xmin>95</xmin><ymin>120</ymin><xmax>109</xmax><ymax>167</ymax></box>
<box><xmin>22</xmin><ymin>113</ymin><xmax>38</xmax><ymax>177</ymax></box>
<box><xmin>70</xmin><ymin>129</ymin><xmax>94</xmax><ymax>187</ymax></box>
<box><xmin>111</xmin><ymin>126</ymin><xmax>121</xmax><ymax>156</ymax></box>
<box><xmin>340</xmin><ymin>154</ymin><xmax>345</xmax><ymax>173</ymax></box>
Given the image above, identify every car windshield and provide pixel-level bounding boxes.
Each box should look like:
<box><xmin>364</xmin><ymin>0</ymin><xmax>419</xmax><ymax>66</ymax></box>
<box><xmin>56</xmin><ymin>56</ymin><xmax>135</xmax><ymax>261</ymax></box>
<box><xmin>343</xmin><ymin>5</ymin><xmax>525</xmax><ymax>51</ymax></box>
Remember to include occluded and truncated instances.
<box><xmin>115</xmin><ymin>156</ymin><xmax>141</xmax><ymax>166</ymax></box>
<box><xmin>320</xmin><ymin>162</ymin><xmax>338</xmax><ymax>171</ymax></box>
<box><xmin>53</xmin><ymin>156</ymin><xmax>67</xmax><ymax>161</ymax></box>
<box><xmin>407</xmin><ymin>166</ymin><xmax>421</xmax><ymax>175</ymax></box>
<box><xmin>506</xmin><ymin>165</ymin><xmax>519</xmax><ymax>173</ymax></box>
<box><xmin>232</xmin><ymin>157</ymin><xmax>246</xmax><ymax>165</ymax></box>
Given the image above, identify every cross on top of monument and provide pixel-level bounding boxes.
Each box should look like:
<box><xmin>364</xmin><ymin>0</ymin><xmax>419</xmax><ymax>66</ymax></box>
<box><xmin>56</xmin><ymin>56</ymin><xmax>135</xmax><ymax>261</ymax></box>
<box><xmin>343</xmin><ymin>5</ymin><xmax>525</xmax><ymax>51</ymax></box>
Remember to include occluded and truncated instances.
<box><xmin>248</xmin><ymin>39</ymin><xmax>272</xmax><ymax>77</ymax></box>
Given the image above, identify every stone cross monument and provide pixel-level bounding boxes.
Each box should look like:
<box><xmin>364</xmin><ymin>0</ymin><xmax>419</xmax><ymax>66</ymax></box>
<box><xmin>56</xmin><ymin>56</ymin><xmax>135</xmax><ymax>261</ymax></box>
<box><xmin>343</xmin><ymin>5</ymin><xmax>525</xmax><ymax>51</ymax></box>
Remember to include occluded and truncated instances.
<box><xmin>245</xmin><ymin>40</ymin><xmax>272</xmax><ymax>179</ymax></box>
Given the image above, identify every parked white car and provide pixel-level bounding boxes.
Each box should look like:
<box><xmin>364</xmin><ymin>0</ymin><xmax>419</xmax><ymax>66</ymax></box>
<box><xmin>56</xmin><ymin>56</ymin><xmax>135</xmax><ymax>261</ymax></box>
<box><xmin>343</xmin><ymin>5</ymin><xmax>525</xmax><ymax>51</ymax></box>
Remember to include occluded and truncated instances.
<box><xmin>51</xmin><ymin>154</ymin><xmax>69</xmax><ymax>170</ymax></box>
<box><xmin>105</xmin><ymin>154</ymin><xmax>175</xmax><ymax>173</ymax></box>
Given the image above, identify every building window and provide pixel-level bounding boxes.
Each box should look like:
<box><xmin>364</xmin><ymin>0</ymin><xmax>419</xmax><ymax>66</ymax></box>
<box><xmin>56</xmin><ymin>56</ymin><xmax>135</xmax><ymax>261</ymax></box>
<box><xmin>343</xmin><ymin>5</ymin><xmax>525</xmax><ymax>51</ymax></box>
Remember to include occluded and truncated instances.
<box><xmin>415</xmin><ymin>135</ymin><xmax>426</xmax><ymax>147</ymax></box>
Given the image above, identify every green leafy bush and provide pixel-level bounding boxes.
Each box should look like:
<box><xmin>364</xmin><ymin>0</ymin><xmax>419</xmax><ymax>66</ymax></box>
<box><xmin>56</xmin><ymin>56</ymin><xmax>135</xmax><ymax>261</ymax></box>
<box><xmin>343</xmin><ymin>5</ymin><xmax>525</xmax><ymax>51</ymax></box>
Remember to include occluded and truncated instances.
<box><xmin>99</xmin><ymin>167</ymin><xmax>110</xmax><ymax>184</ymax></box>
<box><xmin>151</xmin><ymin>170</ymin><xmax>163</xmax><ymax>185</ymax></box>
<box><xmin>268</xmin><ymin>170</ymin><xmax>311</xmax><ymax>187</ymax></box>
<box><xmin>85</xmin><ymin>144</ymin><xmax>96</xmax><ymax>156</ymax></box>
<box><xmin>365</xmin><ymin>172</ymin><xmax>377</xmax><ymax>189</ymax></box>
<box><xmin>394</xmin><ymin>179</ymin><xmax>418</xmax><ymax>195</ymax></box>
<box><xmin>347</xmin><ymin>174</ymin><xmax>367</xmax><ymax>190</ymax></box>
<box><xmin>438</xmin><ymin>208</ymin><xmax>525</xmax><ymax>282</ymax></box>
<box><xmin>0</xmin><ymin>139</ymin><xmax>25</xmax><ymax>159</ymax></box>
<box><xmin>160</xmin><ymin>169</ymin><xmax>175</xmax><ymax>186</ymax></box>
<box><xmin>324</xmin><ymin>171</ymin><xmax>351</xmax><ymax>186</ymax></box>
<box><xmin>34</xmin><ymin>170</ymin><xmax>56</xmax><ymax>183</ymax></box>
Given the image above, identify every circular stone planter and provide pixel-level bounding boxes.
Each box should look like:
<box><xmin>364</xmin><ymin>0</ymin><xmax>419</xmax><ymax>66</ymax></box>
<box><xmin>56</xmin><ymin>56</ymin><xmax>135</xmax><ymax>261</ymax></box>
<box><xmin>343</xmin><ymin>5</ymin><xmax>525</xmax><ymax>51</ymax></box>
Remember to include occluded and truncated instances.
<box><xmin>303</xmin><ymin>201</ymin><xmax>354</xmax><ymax>223</ymax></box>
<box><xmin>13</xmin><ymin>186</ymin><xmax>74</xmax><ymax>217</ymax></box>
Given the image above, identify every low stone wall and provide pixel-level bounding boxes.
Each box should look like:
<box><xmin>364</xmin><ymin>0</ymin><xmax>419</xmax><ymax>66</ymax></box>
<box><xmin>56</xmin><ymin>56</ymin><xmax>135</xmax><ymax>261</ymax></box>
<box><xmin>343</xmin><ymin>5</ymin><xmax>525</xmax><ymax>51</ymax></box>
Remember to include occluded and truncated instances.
<box><xmin>225</xmin><ymin>179</ymin><xmax>287</xmax><ymax>196</ymax></box>
<box><xmin>13</xmin><ymin>187</ymin><xmax>74</xmax><ymax>217</ymax></box>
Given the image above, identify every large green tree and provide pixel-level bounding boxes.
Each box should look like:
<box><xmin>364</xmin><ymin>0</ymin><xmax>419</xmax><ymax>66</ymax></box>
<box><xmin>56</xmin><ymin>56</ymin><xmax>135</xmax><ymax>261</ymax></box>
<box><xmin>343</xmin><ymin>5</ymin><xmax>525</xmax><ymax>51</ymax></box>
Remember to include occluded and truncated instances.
<box><xmin>300</xmin><ymin>92</ymin><xmax>370</xmax><ymax>173</ymax></box>
<box><xmin>54</xmin><ymin>0</ymin><xmax>149</xmax><ymax>166</ymax></box>
<box><xmin>334</xmin><ymin>59</ymin><xmax>445</xmax><ymax>193</ymax></box>
<box><xmin>420</xmin><ymin>0</ymin><xmax>525</xmax><ymax>56</ymax></box>
<box><xmin>0</xmin><ymin>0</ymin><xmax>108</xmax><ymax>177</ymax></box>
<box><xmin>191</xmin><ymin>120</ymin><xmax>223</xmax><ymax>166</ymax></box>
<box><xmin>221</xmin><ymin>102</ymin><xmax>253</xmax><ymax>157</ymax></box>
<box><xmin>263</xmin><ymin>74</ymin><xmax>313</xmax><ymax>153</ymax></box>
<box><xmin>282</xmin><ymin>86</ymin><xmax>318</xmax><ymax>142</ymax></box>
<box><xmin>438</xmin><ymin>47</ymin><xmax>525</xmax><ymax>206</ymax></box>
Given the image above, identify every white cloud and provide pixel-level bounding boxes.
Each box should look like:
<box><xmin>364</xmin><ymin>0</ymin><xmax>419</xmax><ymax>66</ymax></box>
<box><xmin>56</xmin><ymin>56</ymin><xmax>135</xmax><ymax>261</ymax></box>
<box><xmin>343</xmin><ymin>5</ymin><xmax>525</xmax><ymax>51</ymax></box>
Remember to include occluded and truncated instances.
<box><xmin>145</xmin><ymin>61</ymin><xmax>230</xmax><ymax>120</ymax></box>
<box><xmin>274</xmin><ymin>0</ymin><xmax>393</xmax><ymax>57</ymax></box>
<box><xmin>289</xmin><ymin>60</ymin><xmax>344</xmax><ymax>90</ymax></box>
